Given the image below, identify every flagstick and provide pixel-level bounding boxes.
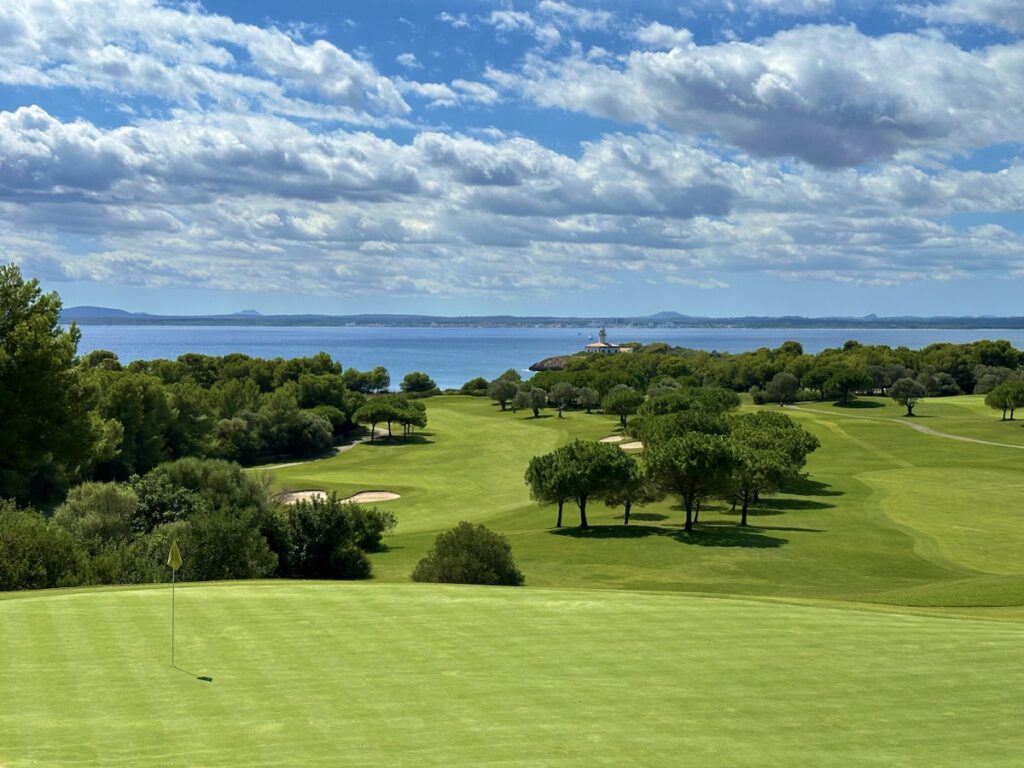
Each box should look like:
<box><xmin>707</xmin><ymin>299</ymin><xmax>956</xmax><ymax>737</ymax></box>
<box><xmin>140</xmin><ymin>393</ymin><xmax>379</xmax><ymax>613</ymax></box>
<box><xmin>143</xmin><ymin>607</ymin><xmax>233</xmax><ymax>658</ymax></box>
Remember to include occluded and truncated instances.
<box><xmin>171</xmin><ymin>567</ymin><xmax>176</xmax><ymax>668</ymax></box>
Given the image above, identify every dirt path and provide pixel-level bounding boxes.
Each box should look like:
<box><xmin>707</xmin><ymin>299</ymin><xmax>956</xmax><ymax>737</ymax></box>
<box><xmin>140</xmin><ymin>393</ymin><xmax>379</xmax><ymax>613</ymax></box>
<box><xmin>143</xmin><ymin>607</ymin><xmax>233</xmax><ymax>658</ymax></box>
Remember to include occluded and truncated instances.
<box><xmin>792</xmin><ymin>406</ymin><xmax>1024</xmax><ymax>451</ymax></box>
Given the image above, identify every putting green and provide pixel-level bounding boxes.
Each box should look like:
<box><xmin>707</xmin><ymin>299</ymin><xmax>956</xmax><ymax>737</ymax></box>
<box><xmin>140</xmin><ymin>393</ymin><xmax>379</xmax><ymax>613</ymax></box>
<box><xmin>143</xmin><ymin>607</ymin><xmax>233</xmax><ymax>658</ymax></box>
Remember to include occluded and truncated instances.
<box><xmin>1</xmin><ymin>583</ymin><xmax>1022</xmax><ymax>767</ymax></box>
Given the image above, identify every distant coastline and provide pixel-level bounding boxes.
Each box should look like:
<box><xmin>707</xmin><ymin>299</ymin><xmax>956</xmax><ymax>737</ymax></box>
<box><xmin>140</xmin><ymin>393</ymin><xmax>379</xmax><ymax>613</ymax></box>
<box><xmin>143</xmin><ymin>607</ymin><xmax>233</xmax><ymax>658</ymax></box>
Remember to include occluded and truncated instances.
<box><xmin>60</xmin><ymin>306</ymin><xmax>1024</xmax><ymax>330</ymax></box>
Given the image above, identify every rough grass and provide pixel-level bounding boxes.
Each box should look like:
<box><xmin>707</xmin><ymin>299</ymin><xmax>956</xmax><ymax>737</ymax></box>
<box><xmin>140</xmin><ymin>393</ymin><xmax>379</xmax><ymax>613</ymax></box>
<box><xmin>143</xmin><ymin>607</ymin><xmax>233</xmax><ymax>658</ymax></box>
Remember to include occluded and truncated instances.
<box><xmin>1</xmin><ymin>583</ymin><xmax>1022</xmax><ymax>767</ymax></box>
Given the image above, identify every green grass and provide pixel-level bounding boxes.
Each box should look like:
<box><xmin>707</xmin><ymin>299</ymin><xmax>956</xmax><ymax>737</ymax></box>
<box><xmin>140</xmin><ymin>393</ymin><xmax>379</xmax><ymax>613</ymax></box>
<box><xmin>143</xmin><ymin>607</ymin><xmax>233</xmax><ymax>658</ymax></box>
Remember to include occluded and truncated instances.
<box><xmin>2</xmin><ymin>582</ymin><xmax>1022</xmax><ymax>767</ymax></box>
<box><xmin>4</xmin><ymin>393</ymin><xmax>1024</xmax><ymax>766</ymax></box>
<box><xmin>270</xmin><ymin>395</ymin><xmax>1024</xmax><ymax>608</ymax></box>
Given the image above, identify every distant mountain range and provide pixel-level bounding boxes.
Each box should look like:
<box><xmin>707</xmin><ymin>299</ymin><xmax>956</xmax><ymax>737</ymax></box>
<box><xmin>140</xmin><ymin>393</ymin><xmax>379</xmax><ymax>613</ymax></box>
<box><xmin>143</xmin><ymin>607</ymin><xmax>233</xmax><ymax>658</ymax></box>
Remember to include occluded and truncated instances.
<box><xmin>57</xmin><ymin>306</ymin><xmax>1024</xmax><ymax>330</ymax></box>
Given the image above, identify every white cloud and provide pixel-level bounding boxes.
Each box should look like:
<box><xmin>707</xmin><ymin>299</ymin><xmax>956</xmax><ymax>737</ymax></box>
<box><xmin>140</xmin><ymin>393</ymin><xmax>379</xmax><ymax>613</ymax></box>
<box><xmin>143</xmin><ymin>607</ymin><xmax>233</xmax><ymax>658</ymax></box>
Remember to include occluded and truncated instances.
<box><xmin>749</xmin><ymin>0</ymin><xmax>834</xmax><ymax>15</ymax></box>
<box><xmin>536</xmin><ymin>1</ymin><xmax>614</xmax><ymax>31</ymax></box>
<box><xmin>437</xmin><ymin>11</ymin><xmax>470</xmax><ymax>29</ymax></box>
<box><xmin>0</xmin><ymin>0</ymin><xmax>409</xmax><ymax>122</ymax></box>
<box><xmin>499</xmin><ymin>24</ymin><xmax>1024</xmax><ymax>167</ymax></box>
<box><xmin>396</xmin><ymin>52</ymin><xmax>422</xmax><ymax>69</ymax></box>
<box><xmin>635</xmin><ymin>23</ymin><xmax>694</xmax><ymax>50</ymax></box>
<box><xmin>901</xmin><ymin>0</ymin><xmax>1024</xmax><ymax>33</ymax></box>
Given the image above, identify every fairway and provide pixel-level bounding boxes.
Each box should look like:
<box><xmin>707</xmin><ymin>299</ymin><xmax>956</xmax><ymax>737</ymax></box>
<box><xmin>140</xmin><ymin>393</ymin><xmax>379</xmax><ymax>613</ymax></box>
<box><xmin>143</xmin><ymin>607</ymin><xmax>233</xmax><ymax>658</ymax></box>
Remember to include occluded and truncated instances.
<box><xmin>2</xmin><ymin>583</ymin><xmax>1022</xmax><ymax>767</ymax></box>
<box><xmin>270</xmin><ymin>395</ymin><xmax>1024</xmax><ymax>608</ymax></box>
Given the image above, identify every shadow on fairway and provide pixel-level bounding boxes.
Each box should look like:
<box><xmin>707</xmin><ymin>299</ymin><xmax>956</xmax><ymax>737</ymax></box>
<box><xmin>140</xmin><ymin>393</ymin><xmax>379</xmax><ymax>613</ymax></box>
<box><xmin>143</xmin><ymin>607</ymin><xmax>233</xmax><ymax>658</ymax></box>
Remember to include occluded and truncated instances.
<box><xmin>619</xmin><ymin>512</ymin><xmax>669</xmax><ymax>522</ymax></box>
<box><xmin>364</xmin><ymin>433</ymin><xmax>435</xmax><ymax>447</ymax></box>
<box><xmin>833</xmin><ymin>400</ymin><xmax>883</xmax><ymax>409</ymax></box>
<box><xmin>785</xmin><ymin>477</ymin><xmax>843</xmax><ymax>497</ymax></box>
<box><xmin>550</xmin><ymin>525</ymin><xmax>663</xmax><ymax>539</ymax></box>
<box><xmin>550</xmin><ymin>521</ymin><xmax>795</xmax><ymax>548</ymax></box>
<box><xmin>670</xmin><ymin>522</ymin><xmax>787</xmax><ymax>548</ymax></box>
<box><xmin>751</xmin><ymin>497</ymin><xmax>836</xmax><ymax>513</ymax></box>
<box><xmin>174</xmin><ymin>665</ymin><xmax>213</xmax><ymax>683</ymax></box>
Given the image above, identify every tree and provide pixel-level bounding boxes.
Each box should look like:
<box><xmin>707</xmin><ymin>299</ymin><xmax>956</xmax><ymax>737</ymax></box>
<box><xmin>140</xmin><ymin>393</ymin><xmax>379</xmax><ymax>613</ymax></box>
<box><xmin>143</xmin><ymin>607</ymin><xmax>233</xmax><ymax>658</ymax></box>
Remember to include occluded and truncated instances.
<box><xmin>765</xmin><ymin>372</ymin><xmax>799</xmax><ymax>406</ymax></box>
<box><xmin>539</xmin><ymin>440</ymin><xmax>633</xmax><ymax>529</ymax></box>
<box><xmin>487</xmin><ymin>378</ymin><xmax>518</xmax><ymax>411</ymax></box>
<box><xmin>602</xmin><ymin>386</ymin><xmax>644</xmax><ymax>428</ymax></box>
<box><xmin>52</xmin><ymin>482</ymin><xmax>138</xmax><ymax>551</ymax></box>
<box><xmin>354</xmin><ymin>399</ymin><xmax>393</xmax><ymax>441</ymax></box>
<box><xmin>0</xmin><ymin>264</ymin><xmax>98</xmax><ymax>503</ymax></box>
<box><xmin>986</xmin><ymin>380</ymin><xmax>1024</xmax><ymax>420</ymax></box>
<box><xmin>93</xmin><ymin>371</ymin><xmax>175</xmax><ymax>477</ymax></box>
<box><xmin>396</xmin><ymin>399</ymin><xmax>428</xmax><ymax>439</ymax></box>
<box><xmin>528</xmin><ymin>387</ymin><xmax>548</xmax><ymax>418</ymax></box>
<box><xmin>727</xmin><ymin>411</ymin><xmax>819</xmax><ymax>525</ymax></box>
<box><xmin>826</xmin><ymin>363</ymin><xmax>872</xmax><ymax>405</ymax></box>
<box><xmin>460</xmin><ymin>377</ymin><xmax>489</xmax><ymax>396</ymax></box>
<box><xmin>511</xmin><ymin>388</ymin><xmax>531</xmax><ymax>414</ymax></box>
<box><xmin>400</xmin><ymin>371</ymin><xmax>437</xmax><ymax>393</ymax></box>
<box><xmin>524</xmin><ymin>452</ymin><xmax>572</xmax><ymax>528</ymax></box>
<box><xmin>548</xmin><ymin>382</ymin><xmax>578</xmax><ymax>418</ymax></box>
<box><xmin>411</xmin><ymin>522</ymin><xmax>524</xmax><ymax>586</ymax></box>
<box><xmin>889</xmin><ymin>377</ymin><xmax>926</xmax><ymax>416</ymax></box>
<box><xmin>602</xmin><ymin>457</ymin><xmax>661</xmax><ymax>525</ymax></box>
<box><xmin>643</xmin><ymin>433</ymin><xmax>736</xmax><ymax>532</ymax></box>
<box><xmin>578</xmin><ymin>387</ymin><xmax>600</xmax><ymax>413</ymax></box>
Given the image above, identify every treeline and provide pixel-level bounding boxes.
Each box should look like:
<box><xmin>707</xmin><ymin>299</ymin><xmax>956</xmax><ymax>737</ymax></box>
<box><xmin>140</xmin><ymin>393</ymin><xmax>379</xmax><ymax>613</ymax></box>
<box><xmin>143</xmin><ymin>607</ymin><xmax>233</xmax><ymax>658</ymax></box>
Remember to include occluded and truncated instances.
<box><xmin>526</xmin><ymin>387</ymin><xmax>819</xmax><ymax>531</ymax></box>
<box><xmin>0</xmin><ymin>457</ymin><xmax>395</xmax><ymax>592</ymax></box>
<box><xmin>1</xmin><ymin>265</ymin><xmax>433</xmax><ymax>506</ymax></box>
<box><xmin>493</xmin><ymin>338</ymin><xmax>1024</xmax><ymax>407</ymax></box>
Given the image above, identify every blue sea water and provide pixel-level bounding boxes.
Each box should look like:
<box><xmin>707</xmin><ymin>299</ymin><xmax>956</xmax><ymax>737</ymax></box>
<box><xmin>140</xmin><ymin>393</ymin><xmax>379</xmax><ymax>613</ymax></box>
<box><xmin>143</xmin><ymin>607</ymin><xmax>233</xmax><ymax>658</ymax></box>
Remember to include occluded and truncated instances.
<box><xmin>74</xmin><ymin>325</ymin><xmax>1024</xmax><ymax>390</ymax></box>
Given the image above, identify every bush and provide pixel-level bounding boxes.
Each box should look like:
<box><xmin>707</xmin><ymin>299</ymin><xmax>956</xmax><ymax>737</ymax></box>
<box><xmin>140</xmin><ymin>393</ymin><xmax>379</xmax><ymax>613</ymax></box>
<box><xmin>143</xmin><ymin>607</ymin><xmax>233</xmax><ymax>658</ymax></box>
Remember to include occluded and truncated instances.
<box><xmin>460</xmin><ymin>377</ymin><xmax>489</xmax><ymax>396</ymax></box>
<box><xmin>283</xmin><ymin>495</ymin><xmax>396</xmax><ymax>579</ymax></box>
<box><xmin>411</xmin><ymin>522</ymin><xmax>524</xmax><ymax>586</ymax></box>
<box><xmin>0</xmin><ymin>501</ymin><xmax>85</xmax><ymax>591</ymax></box>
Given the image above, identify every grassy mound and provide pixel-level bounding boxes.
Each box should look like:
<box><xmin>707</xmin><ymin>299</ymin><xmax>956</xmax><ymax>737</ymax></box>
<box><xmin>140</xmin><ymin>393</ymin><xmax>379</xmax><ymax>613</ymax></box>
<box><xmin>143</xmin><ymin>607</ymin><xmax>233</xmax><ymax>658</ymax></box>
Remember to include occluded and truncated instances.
<box><xmin>1</xmin><ymin>583</ymin><xmax>1021</xmax><ymax>767</ymax></box>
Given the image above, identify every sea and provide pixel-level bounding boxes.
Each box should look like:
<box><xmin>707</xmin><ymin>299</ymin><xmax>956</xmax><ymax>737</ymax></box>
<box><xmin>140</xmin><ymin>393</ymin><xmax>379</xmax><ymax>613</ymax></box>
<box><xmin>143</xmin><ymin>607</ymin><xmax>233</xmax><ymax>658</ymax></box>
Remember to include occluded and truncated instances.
<box><xmin>74</xmin><ymin>325</ymin><xmax>1024</xmax><ymax>391</ymax></box>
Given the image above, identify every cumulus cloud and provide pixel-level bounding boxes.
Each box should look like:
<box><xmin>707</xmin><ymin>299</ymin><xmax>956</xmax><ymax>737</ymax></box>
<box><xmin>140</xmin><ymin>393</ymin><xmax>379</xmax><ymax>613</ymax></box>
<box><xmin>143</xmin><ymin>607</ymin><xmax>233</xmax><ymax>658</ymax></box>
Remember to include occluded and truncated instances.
<box><xmin>0</xmin><ymin>0</ymin><xmax>409</xmax><ymax>122</ymax></box>
<box><xmin>499</xmin><ymin>24</ymin><xmax>1024</xmax><ymax>167</ymax></box>
<box><xmin>635</xmin><ymin>23</ymin><xmax>694</xmax><ymax>49</ymax></box>
<box><xmin>901</xmin><ymin>0</ymin><xmax>1024</xmax><ymax>33</ymax></box>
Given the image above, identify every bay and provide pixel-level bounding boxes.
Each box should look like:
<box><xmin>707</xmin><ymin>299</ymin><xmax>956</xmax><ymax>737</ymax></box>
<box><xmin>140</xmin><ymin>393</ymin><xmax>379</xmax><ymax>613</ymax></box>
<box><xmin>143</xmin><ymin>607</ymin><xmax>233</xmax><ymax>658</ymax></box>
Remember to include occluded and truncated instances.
<box><xmin>74</xmin><ymin>325</ymin><xmax>1024</xmax><ymax>390</ymax></box>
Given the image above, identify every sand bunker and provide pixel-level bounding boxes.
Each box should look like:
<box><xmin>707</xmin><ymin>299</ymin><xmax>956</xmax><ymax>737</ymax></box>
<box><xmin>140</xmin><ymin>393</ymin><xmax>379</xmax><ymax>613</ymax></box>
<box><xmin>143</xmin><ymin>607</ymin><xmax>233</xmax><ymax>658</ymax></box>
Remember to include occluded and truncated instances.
<box><xmin>276</xmin><ymin>490</ymin><xmax>328</xmax><ymax>504</ymax></box>
<box><xmin>619</xmin><ymin>441</ymin><xmax>644</xmax><ymax>450</ymax></box>
<box><xmin>342</xmin><ymin>491</ymin><xmax>401</xmax><ymax>503</ymax></box>
<box><xmin>599</xmin><ymin>435</ymin><xmax>626</xmax><ymax>443</ymax></box>
<box><xmin>276</xmin><ymin>489</ymin><xmax>401</xmax><ymax>505</ymax></box>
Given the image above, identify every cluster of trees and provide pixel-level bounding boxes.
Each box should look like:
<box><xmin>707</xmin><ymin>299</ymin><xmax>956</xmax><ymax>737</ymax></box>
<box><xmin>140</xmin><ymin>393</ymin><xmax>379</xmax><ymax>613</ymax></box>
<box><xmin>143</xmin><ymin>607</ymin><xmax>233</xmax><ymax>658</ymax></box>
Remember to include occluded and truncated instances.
<box><xmin>523</xmin><ymin>337</ymin><xmax>1024</xmax><ymax>406</ymax></box>
<box><xmin>525</xmin><ymin>387</ymin><xmax>819</xmax><ymax>531</ymax></box>
<box><xmin>0</xmin><ymin>457</ymin><xmax>395</xmax><ymax>592</ymax></box>
<box><xmin>0</xmin><ymin>266</ymin><xmax>435</xmax><ymax>506</ymax></box>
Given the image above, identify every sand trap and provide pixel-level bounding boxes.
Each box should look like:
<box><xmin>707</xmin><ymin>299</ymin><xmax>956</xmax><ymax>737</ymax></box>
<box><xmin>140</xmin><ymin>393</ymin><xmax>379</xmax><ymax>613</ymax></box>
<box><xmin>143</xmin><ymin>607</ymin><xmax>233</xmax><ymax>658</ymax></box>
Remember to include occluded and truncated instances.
<box><xmin>276</xmin><ymin>489</ymin><xmax>401</xmax><ymax>505</ymax></box>
<box><xmin>342</xmin><ymin>491</ymin><xmax>401</xmax><ymax>503</ymax></box>
<box><xmin>619</xmin><ymin>441</ymin><xmax>644</xmax><ymax>450</ymax></box>
<box><xmin>599</xmin><ymin>435</ymin><xmax>626</xmax><ymax>443</ymax></box>
<box><xmin>276</xmin><ymin>490</ymin><xmax>328</xmax><ymax>504</ymax></box>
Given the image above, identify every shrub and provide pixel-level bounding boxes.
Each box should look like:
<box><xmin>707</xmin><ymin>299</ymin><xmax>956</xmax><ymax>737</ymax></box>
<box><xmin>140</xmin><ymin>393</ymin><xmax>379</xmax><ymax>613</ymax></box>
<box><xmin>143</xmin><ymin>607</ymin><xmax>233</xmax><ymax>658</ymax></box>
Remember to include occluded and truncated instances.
<box><xmin>460</xmin><ymin>377</ymin><xmax>489</xmax><ymax>396</ymax></box>
<box><xmin>0</xmin><ymin>501</ymin><xmax>85</xmax><ymax>591</ymax></box>
<box><xmin>283</xmin><ymin>495</ymin><xmax>395</xmax><ymax>579</ymax></box>
<box><xmin>411</xmin><ymin>522</ymin><xmax>524</xmax><ymax>586</ymax></box>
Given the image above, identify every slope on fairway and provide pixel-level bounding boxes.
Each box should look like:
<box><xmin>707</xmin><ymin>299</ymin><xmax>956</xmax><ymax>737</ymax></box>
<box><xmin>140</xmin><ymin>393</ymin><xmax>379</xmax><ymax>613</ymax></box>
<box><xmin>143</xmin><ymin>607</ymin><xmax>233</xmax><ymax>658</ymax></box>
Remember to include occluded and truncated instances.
<box><xmin>1</xmin><ymin>582</ymin><xmax>1022</xmax><ymax>768</ymax></box>
<box><xmin>270</xmin><ymin>396</ymin><xmax>1024</xmax><ymax>608</ymax></box>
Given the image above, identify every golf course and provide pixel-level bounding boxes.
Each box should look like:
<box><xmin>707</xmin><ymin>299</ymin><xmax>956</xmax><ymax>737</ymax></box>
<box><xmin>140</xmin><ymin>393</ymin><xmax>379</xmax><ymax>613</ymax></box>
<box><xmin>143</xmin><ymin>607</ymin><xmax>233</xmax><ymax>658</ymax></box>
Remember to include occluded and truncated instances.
<box><xmin>2</xmin><ymin>394</ymin><xmax>1023</xmax><ymax>766</ymax></box>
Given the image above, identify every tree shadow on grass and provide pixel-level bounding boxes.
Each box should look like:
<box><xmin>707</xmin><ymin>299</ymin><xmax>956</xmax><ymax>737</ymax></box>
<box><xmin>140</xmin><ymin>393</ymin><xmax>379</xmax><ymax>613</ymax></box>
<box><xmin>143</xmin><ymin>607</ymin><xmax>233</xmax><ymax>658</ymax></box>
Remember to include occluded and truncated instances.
<box><xmin>668</xmin><ymin>522</ymin><xmax>787</xmax><ymax>548</ymax></box>
<box><xmin>364</xmin><ymin>433</ymin><xmax>435</xmax><ymax>447</ymax></box>
<box><xmin>550</xmin><ymin>525</ymin><xmax>665</xmax><ymax>539</ymax></box>
<box><xmin>784</xmin><ymin>477</ymin><xmax>843</xmax><ymax>498</ymax></box>
<box><xmin>619</xmin><ymin>512</ymin><xmax>669</xmax><ymax>522</ymax></box>
<box><xmin>754</xmin><ymin>497</ymin><xmax>836</xmax><ymax>512</ymax></box>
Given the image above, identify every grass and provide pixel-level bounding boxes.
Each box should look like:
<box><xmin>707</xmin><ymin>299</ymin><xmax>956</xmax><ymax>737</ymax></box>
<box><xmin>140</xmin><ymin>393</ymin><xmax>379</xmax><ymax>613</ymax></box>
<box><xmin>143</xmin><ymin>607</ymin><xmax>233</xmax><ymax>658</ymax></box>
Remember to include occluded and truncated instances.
<box><xmin>2</xmin><ymin>582</ymin><xmax>1022</xmax><ymax>767</ymax></box>
<box><xmin>4</xmin><ymin>393</ymin><xmax>1024</xmax><ymax>766</ymax></box>
<box><xmin>270</xmin><ymin>395</ymin><xmax>1024</xmax><ymax>608</ymax></box>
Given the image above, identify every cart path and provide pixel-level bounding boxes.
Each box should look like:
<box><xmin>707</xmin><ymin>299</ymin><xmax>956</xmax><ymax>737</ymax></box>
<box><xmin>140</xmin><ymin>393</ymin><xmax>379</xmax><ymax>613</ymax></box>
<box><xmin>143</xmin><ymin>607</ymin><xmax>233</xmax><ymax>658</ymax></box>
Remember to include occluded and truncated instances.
<box><xmin>792</xmin><ymin>406</ymin><xmax>1024</xmax><ymax>451</ymax></box>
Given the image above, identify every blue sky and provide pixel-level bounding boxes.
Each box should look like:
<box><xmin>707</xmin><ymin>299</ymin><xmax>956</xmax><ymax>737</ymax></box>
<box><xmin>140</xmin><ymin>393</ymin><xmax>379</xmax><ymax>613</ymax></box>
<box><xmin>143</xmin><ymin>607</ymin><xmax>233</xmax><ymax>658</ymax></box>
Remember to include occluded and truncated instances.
<box><xmin>2</xmin><ymin>0</ymin><xmax>1024</xmax><ymax>317</ymax></box>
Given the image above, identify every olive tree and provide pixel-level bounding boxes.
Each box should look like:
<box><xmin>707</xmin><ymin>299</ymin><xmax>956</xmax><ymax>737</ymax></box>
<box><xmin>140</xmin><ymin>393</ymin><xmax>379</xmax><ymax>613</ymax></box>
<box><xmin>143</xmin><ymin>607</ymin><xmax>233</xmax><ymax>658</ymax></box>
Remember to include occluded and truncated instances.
<box><xmin>889</xmin><ymin>377</ymin><xmax>926</xmax><ymax>416</ymax></box>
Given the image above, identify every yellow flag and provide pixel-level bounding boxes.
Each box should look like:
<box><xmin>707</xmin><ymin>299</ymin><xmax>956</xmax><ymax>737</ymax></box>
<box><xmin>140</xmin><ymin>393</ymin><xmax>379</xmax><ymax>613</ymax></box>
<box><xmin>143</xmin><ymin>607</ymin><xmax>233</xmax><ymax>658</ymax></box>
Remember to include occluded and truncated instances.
<box><xmin>167</xmin><ymin>540</ymin><xmax>183</xmax><ymax>572</ymax></box>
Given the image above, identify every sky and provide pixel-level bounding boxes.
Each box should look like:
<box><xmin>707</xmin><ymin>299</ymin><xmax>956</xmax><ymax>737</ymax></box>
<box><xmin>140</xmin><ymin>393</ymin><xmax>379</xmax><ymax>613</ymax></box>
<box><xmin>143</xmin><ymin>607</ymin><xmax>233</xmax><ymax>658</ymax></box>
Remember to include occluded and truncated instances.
<box><xmin>2</xmin><ymin>0</ymin><xmax>1024</xmax><ymax>317</ymax></box>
